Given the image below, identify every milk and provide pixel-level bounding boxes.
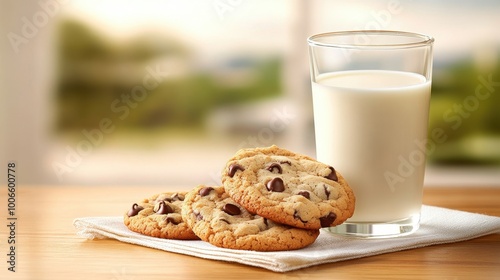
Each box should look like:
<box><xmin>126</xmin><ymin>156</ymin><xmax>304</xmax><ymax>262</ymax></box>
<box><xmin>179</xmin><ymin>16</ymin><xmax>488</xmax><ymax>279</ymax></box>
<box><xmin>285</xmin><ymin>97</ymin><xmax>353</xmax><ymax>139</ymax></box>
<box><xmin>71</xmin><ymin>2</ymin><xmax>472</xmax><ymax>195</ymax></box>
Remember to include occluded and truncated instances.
<box><xmin>312</xmin><ymin>70</ymin><xmax>431</xmax><ymax>222</ymax></box>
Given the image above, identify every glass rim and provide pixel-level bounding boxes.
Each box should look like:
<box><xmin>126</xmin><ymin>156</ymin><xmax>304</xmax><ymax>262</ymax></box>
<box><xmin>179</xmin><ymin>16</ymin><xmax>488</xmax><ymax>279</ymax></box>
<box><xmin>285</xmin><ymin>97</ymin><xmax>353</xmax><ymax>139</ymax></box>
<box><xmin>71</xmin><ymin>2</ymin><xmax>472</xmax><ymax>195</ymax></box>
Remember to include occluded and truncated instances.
<box><xmin>307</xmin><ymin>30</ymin><xmax>434</xmax><ymax>49</ymax></box>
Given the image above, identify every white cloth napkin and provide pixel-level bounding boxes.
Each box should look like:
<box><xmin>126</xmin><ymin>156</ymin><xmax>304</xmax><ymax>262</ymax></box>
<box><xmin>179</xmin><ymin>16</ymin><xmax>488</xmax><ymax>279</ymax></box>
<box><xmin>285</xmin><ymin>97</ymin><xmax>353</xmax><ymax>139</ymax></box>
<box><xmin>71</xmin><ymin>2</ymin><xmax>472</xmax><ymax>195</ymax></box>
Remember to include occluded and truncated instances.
<box><xmin>73</xmin><ymin>205</ymin><xmax>500</xmax><ymax>272</ymax></box>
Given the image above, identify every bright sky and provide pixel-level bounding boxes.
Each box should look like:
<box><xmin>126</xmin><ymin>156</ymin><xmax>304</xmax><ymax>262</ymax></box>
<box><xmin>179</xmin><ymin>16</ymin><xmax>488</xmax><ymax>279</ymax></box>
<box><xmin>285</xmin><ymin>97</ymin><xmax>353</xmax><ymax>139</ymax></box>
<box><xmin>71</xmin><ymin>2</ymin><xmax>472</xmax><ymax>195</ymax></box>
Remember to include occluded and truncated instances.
<box><xmin>61</xmin><ymin>0</ymin><xmax>290</xmax><ymax>55</ymax></box>
<box><xmin>62</xmin><ymin>0</ymin><xmax>500</xmax><ymax>62</ymax></box>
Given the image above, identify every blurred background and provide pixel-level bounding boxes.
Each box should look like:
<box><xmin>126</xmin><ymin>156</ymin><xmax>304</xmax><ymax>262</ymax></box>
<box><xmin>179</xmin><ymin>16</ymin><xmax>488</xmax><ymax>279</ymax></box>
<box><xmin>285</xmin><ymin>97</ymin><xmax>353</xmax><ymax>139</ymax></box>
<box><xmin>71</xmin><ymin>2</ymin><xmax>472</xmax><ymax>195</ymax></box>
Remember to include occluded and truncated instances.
<box><xmin>1</xmin><ymin>0</ymin><xmax>499</xmax><ymax>187</ymax></box>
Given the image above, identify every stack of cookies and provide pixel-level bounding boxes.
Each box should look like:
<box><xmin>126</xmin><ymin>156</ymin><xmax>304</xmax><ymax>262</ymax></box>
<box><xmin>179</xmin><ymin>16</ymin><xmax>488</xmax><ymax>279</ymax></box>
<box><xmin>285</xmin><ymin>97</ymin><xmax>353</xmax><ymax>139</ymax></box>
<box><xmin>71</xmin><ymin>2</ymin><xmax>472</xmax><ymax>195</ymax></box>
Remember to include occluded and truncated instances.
<box><xmin>124</xmin><ymin>145</ymin><xmax>355</xmax><ymax>252</ymax></box>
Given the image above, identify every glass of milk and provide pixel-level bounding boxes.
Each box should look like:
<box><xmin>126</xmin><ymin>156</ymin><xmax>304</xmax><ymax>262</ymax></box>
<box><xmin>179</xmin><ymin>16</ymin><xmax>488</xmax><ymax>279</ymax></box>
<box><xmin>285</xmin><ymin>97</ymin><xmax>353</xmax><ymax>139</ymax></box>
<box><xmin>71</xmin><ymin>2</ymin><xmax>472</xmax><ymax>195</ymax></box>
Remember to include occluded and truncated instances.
<box><xmin>308</xmin><ymin>31</ymin><xmax>434</xmax><ymax>238</ymax></box>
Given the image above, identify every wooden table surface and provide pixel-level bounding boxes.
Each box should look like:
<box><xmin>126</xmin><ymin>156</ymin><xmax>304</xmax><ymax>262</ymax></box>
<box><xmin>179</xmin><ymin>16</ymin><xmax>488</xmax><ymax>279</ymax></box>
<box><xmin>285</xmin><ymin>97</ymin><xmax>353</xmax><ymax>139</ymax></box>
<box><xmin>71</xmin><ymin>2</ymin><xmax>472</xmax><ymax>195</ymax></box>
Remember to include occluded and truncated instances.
<box><xmin>1</xmin><ymin>185</ymin><xmax>499</xmax><ymax>280</ymax></box>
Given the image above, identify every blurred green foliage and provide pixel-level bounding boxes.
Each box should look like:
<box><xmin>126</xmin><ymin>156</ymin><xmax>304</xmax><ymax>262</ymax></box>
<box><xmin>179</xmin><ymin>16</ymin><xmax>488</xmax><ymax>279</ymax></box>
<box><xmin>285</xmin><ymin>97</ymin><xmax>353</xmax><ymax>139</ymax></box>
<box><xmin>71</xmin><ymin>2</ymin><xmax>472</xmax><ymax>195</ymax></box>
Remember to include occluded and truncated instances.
<box><xmin>55</xmin><ymin>19</ymin><xmax>281</xmax><ymax>132</ymax></box>
<box><xmin>55</xmin><ymin>19</ymin><xmax>500</xmax><ymax>165</ymax></box>
<box><xmin>429</xmin><ymin>58</ymin><xmax>500</xmax><ymax>165</ymax></box>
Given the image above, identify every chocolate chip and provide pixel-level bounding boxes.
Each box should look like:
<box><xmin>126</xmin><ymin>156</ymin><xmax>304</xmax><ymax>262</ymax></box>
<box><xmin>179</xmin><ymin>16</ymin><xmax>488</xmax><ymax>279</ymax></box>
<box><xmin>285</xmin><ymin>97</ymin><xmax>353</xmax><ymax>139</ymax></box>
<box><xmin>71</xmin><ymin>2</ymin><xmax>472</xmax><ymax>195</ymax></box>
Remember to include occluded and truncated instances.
<box><xmin>323</xmin><ymin>184</ymin><xmax>331</xmax><ymax>199</ymax></box>
<box><xmin>320</xmin><ymin>212</ymin><xmax>337</xmax><ymax>227</ymax></box>
<box><xmin>155</xmin><ymin>201</ymin><xmax>173</xmax><ymax>215</ymax></box>
<box><xmin>228</xmin><ymin>163</ymin><xmax>245</xmax><ymax>177</ymax></box>
<box><xmin>266</xmin><ymin>177</ymin><xmax>285</xmax><ymax>192</ymax></box>
<box><xmin>325</xmin><ymin>167</ymin><xmax>338</xmax><ymax>182</ymax></box>
<box><xmin>223</xmin><ymin>203</ymin><xmax>241</xmax><ymax>216</ymax></box>
<box><xmin>171</xmin><ymin>193</ymin><xmax>184</xmax><ymax>201</ymax></box>
<box><xmin>266</xmin><ymin>163</ymin><xmax>282</xmax><ymax>174</ymax></box>
<box><xmin>298</xmin><ymin>191</ymin><xmax>310</xmax><ymax>199</ymax></box>
<box><xmin>127</xmin><ymin>203</ymin><xmax>144</xmax><ymax>217</ymax></box>
<box><xmin>199</xmin><ymin>187</ymin><xmax>214</xmax><ymax>196</ymax></box>
<box><xmin>166</xmin><ymin>217</ymin><xmax>180</xmax><ymax>225</ymax></box>
<box><xmin>195</xmin><ymin>212</ymin><xmax>203</xmax><ymax>221</ymax></box>
<box><xmin>293</xmin><ymin>210</ymin><xmax>308</xmax><ymax>223</ymax></box>
<box><xmin>220</xmin><ymin>219</ymin><xmax>230</xmax><ymax>224</ymax></box>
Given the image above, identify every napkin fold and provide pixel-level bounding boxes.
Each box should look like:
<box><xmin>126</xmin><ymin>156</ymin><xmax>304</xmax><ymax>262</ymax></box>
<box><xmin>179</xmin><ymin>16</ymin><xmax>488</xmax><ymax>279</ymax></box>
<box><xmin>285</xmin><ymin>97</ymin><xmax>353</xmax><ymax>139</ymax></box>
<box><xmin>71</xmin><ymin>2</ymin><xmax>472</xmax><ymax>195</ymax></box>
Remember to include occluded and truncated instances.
<box><xmin>74</xmin><ymin>205</ymin><xmax>500</xmax><ymax>272</ymax></box>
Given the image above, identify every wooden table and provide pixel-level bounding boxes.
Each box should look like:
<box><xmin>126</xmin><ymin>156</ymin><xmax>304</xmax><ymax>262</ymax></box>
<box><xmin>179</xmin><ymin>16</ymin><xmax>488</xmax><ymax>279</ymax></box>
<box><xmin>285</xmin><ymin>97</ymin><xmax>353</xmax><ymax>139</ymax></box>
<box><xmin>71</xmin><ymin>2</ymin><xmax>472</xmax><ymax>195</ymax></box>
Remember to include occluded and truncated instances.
<box><xmin>1</xmin><ymin>186</ymin><xmax>499</xmax><ymax>279</ymax></box>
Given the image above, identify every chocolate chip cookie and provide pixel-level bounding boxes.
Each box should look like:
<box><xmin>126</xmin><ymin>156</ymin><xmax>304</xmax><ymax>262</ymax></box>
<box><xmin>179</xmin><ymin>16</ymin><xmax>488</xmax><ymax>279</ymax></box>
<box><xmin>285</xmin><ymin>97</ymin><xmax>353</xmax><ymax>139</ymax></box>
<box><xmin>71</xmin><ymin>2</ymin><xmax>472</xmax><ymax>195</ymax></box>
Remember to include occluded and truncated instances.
<box><xmin>124</xmin><ymin>192</ymin><xmax>199</xmax><ymax>240</ymax></box>
<box><xmin>222</xmin><ymin>145</ymin><xmax>355</xmax><ymax>230</ymax></box>
<box><xmin>182</xmin><ymin>185</ymin><xmax>320</xmax><ymax>251</ymax></box>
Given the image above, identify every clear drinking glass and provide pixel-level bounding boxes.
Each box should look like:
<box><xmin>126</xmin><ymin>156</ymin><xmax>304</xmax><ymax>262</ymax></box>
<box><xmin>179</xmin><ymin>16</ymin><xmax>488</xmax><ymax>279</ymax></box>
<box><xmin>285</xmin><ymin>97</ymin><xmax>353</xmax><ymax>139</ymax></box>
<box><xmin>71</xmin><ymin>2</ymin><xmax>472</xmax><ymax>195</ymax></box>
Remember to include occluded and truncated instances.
<box><xmin>308</xmin><ymin>31</ymin><xmax>434</xmax><ymax>238</ymax></box>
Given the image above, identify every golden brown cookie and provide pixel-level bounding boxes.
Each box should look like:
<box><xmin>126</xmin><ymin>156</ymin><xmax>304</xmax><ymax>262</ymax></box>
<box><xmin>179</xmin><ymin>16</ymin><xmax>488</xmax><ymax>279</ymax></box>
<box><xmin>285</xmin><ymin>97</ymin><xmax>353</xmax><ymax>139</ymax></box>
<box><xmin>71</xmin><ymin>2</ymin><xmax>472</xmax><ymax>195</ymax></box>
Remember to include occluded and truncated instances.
<box><xmin>181</xmin><ymin>185</ymin><xmax>320</xmax><ymax>251</ymax></box>
<box><xmin>222</xmin><ymin>145</ymin><xmax>355</xmax><ymax>230</ymax></box>
<box><xmin>124</xmin><ymin>192</ymin><xmax>199</xmax><ymax>240</ymax></box>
